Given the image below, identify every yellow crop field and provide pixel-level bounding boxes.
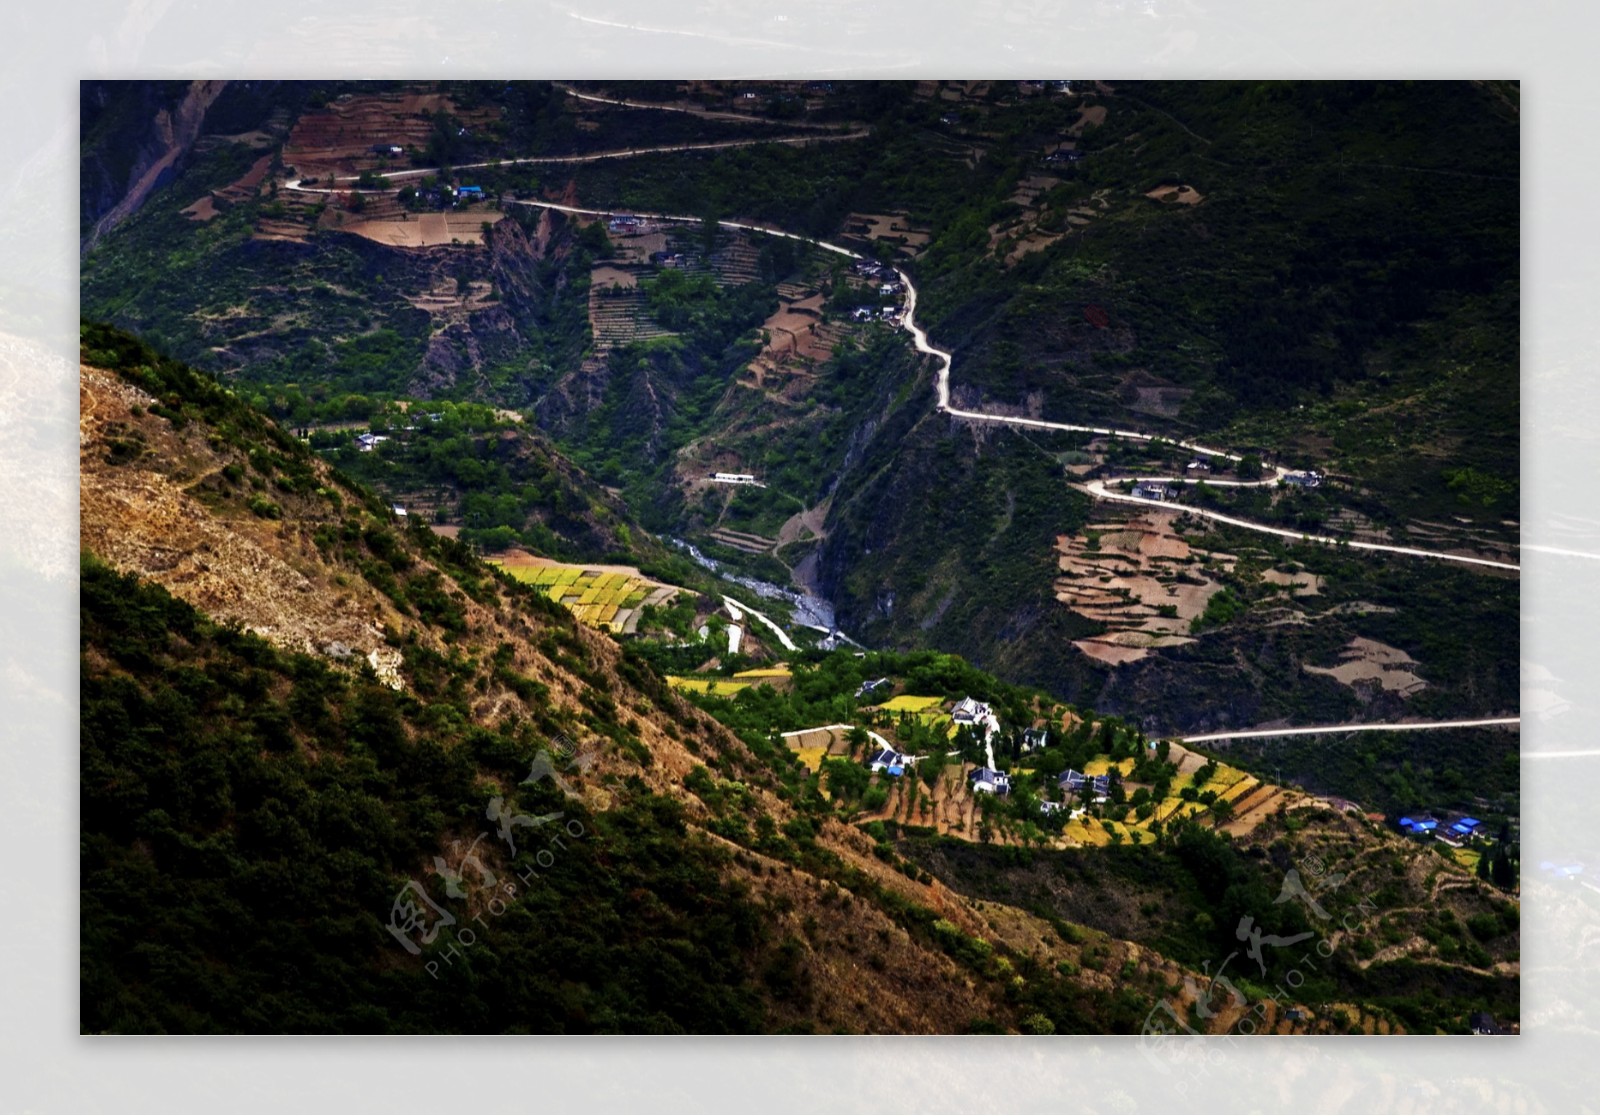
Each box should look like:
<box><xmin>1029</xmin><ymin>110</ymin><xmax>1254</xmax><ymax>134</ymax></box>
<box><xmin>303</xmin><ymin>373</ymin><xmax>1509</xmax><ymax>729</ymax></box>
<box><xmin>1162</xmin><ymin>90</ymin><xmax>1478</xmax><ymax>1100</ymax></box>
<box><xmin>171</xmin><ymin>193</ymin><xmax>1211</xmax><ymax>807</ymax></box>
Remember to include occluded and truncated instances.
<box><xmin>489</xmin><ymin>559</ymin><xmax>674</xmax><ymax>633</ymax></box>
<box><xmin>1062</xmin><ymin>818</ymin><xmax>1112</xmax><ymax>846</ymax></box>
<box><xmin>666</xmin><ymin>676</ymin><xmax>751</xmax><ymax>696</ymax></box>
<box><xmin>792</xmin><ymin>745</ymin><xmax>828</xmax><ymax>773</ymax></box>
<box><xmin>1217</xmin><ymin>775</ymin><xmax>1259</xmax><ymax>803</ymax></box>
<box><xmin>734</xmin><ymin>667</ymin><xmax>792</xmax><ymax>680</ymax></box>
<box><xmin>880</xmin><ymin>694</ymin><xmax>944</xmax><ymax>712</ymax></box>
<box><xmin>1084</xmin><ymin>757</ymin><xmax>1135</xmax><ymax>777</ymax></box>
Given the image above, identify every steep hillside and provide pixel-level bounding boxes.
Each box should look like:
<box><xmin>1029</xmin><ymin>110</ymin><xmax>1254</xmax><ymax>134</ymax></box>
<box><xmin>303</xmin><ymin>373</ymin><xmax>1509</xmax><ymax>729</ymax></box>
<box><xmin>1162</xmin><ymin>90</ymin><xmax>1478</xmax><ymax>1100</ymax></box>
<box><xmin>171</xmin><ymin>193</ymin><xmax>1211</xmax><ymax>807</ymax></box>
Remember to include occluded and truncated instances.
<box><xmin>78</xmin><ymin>325</ymin><xmax>1224</xmax><ymax>1034</ymax></box>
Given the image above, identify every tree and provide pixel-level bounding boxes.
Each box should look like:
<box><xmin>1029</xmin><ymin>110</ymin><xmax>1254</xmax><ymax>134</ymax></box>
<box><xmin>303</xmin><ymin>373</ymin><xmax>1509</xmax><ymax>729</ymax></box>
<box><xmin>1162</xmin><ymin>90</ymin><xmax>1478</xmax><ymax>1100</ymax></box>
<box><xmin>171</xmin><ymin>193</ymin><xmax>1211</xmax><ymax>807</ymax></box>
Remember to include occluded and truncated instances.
<box><xmin>1237</xmin><ymin>454</ymin><xmax>1264</xmax><ymax>480</ymax></box>
<box><xmin>1490</xmin><ymin>845</ymin><xmax>1517</xmax><ymax>889</ymax></box>
<box><xmin>846</xmin><ymin>725</ymin><xmax>870</xmax><ymax>759</ymax></box>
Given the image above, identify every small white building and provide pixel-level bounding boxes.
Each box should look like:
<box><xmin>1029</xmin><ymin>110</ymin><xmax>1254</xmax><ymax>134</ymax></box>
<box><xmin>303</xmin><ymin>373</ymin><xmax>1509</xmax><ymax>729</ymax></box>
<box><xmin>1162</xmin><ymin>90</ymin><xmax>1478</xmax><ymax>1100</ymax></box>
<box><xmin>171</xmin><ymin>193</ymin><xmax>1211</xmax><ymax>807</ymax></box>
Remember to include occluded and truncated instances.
<box><xmin>968</xmin><ymin>767</ymin><xmax>1011</xmax><ymax>795</ymax></box>
<box><xmin>869</xmin><ymin>748</ymin><xmax>915</xmax><ymax>775</ymax></box>
<box><xmin>951</xmin><ymin>697</ymin><xmax>992</xmax><ymax>725</ymax></box>
<box><xmin>356</xmin><ymin>433</ymin><xmax>390</xmax><ymax>452</ymax></box>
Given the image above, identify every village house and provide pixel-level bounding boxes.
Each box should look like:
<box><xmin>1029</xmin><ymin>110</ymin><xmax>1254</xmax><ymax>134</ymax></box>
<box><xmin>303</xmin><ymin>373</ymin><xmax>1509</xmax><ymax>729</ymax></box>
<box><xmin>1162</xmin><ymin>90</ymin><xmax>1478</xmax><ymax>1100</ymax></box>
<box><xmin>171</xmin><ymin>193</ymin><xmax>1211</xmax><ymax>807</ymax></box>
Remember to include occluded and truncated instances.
<box><xmin>1132</xmin><ymin>481</ymin><xmax>1171</xmax><ymax>501</ymax></box>
<box><xmin>951</xmin><ymin>697</ymin><xmax>992</xmax><ymax>725</ymax></box>
<box><xmin>1022</xmin><ymin>728</ymin><xmax>1050</xmax><ymax>753</ymax></box>
<box><xmin>1396</xmin><ymin>815</ymin><xmax>1440</xmax><ymax>838</ymax></box>
<box><xmin>856</xmin><ymin>678</ymin><xmax>890</xmax><ymax>699</ymax></box>
<box><xmin>356</xmin><ymin>433</ymin><xmax>389</xmax><ymax>452</ymax></box>
<box><xmin>869</xmin><ymin>748</ymin><xmax>914</xmax><ymax>776</ymax></box>
<box><xmin>711</xmin><ymin>472</ymin><xmax>759</xmax><ymax>485</ymax></box>
<box><xmin>1282</xmin><ymin>470</ymin><xmax>1323</xmax><ymax>488</ymax></box>
<box><xmin>968</xmin><ymin>767</ymin><xmax>1011</xmax><ymax>795</ymax></box>
<box><xmin>1059</xmin><ymin>769</ymin><xmax>1110</xmax><ymax>801</ymax></box>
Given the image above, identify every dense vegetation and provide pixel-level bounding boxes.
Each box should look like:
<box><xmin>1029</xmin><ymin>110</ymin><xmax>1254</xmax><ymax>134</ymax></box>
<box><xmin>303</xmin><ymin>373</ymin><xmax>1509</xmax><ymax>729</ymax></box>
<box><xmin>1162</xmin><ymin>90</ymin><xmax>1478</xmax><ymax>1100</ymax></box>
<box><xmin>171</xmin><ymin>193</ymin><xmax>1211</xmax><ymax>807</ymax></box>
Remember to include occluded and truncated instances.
<box><xmin>81</xmin><ymin>555</ymin><xmax>771</xmax><ymax>1033</ymax></box>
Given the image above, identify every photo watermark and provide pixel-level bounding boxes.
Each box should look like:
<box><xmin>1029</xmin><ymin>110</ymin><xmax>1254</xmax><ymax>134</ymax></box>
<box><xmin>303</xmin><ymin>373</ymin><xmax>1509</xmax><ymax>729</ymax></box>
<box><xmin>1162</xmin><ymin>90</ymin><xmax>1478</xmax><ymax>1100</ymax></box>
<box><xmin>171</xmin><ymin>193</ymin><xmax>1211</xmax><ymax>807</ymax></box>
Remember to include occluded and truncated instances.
<box><xmin>1140</xmin><ymin>851</ymin><xmax>1379</xmax><ymax>1092</ymax></box>
<box><xmin>382</xmin><ymin>732</ymin><xmax>600</xmax><ymax>978</ymax></box>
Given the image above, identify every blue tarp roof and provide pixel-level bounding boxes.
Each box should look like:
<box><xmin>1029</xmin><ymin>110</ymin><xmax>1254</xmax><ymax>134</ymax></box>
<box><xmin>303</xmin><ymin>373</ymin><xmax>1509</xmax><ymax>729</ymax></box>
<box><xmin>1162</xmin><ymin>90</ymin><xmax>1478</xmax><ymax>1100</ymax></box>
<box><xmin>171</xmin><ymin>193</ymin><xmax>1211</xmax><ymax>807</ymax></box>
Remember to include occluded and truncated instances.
<box><xmin>1460</xmin><ymin>817</ymin><xmax>1481</xmax><ymax>828</ymax></box>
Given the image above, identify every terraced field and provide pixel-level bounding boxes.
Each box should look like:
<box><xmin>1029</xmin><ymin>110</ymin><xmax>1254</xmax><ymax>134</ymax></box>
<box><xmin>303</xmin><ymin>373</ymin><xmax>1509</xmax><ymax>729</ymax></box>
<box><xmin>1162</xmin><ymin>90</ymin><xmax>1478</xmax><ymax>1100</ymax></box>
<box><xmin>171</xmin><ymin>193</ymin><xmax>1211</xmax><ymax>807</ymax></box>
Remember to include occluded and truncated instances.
<box><xmin>490</xmin><ymin>558</ymin><xmax>679</xmax><ymax>633</ymax></box>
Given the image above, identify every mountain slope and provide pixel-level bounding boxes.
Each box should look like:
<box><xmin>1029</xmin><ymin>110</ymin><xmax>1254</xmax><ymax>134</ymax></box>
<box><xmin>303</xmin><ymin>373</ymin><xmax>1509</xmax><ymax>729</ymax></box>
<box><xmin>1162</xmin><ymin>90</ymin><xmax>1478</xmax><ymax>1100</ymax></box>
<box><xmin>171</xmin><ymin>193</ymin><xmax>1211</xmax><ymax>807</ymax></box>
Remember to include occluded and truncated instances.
<box><xmin>79</xmin><ymin>324</ymin><xmax>1224</xmax><ymax>1034</ymax></box>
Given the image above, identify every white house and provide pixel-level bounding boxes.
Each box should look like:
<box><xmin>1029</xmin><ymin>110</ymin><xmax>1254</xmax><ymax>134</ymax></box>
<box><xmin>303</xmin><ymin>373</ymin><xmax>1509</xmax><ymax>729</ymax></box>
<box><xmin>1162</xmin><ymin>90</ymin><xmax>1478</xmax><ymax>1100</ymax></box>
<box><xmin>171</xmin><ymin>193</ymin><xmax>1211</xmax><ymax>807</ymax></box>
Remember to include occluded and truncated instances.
<box><xmin>968</xmin><ymin>767</ymin><xmax>1011</xmax><ymax>795</ymax></box>
<box><xmin>1022</xmin><ymin>728</ymin><xmax>1050</xmax><ymax>753</ymax></box>
<box><xmin>356</xmin><ymin>433</ymin><xmax>390</xmax><ymax>452</ymax></box>
<box><xmin>951</xmin><ymin>697</ymin><xmax>992</xmax><ymax>725</ymax></box>
<box><xmin>868</xmin><ymin>748</ymin><xmax>914</xmax><ymax>775</ymax></box>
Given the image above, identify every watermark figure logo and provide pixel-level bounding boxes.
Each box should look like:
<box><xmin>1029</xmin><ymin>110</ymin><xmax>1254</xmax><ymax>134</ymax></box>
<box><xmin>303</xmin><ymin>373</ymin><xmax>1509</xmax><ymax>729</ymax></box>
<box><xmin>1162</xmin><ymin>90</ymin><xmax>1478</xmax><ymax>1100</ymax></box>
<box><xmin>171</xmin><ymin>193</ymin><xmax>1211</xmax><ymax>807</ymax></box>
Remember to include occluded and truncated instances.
<box><xmin>1275</xmin><ymin>865</ymin><xmax>1343</xmax><ymax>921</ymax></box>
<box><xmin>486</xmin><ymin>795</ymin><xmax>562</xmax><ymax>857</ymax></box>
<box><xmin>386</xmin><ymin>879</ymin><xmax>456</xmax><ymax>956</ymax></box>
<box><xmin>433</xmin><ymin>832</ymin><xmax>498</xmax><ymax>899</ymax></box>
<box><xmin>1235</xmin><ymin>914</ymin><xmax>1314</xmax><ymax>977</ymax></box>
<box><xmin>521</xmin><ymin>746</ymin><xmax>586</xmax><ymax>799</ymax></box>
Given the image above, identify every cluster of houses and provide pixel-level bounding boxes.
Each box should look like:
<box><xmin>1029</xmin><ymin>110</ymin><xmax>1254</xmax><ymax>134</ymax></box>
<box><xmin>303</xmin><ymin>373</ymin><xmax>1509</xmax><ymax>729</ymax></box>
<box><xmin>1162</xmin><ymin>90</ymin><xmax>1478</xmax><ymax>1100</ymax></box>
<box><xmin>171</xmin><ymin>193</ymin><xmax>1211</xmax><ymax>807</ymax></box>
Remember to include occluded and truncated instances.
<box><xmin>848</xmin><ymin>259</ymin><xmax>906</xmax><ymax>323</ymax></box>
<box><xmin>851</xmin><ymin>693</ymin><xmax>1128</xmax><ymax>818</ymax></box>
<box><xmin>405</xmin><ymin>184</ymin><xmax>483</xmax><ymax>210</ymax></box>
<box><xmin>966</xmin><ymin>766</ymin><xmax>1110</xmax><ymax>809</ymax></box>
<box><xmin>609</xmin><ymin>215</ymin><xmax>662</xmax><ymax>236</ymax></box>
<box><xmin>354</xmin><ymin>412</ymin><xmax>447</xmax><ymax>452</ymax></box>
<box><xmin>1397</xmin><ymin>813</ymin><xmax>1484</xmax><ymax>847</ymax></box>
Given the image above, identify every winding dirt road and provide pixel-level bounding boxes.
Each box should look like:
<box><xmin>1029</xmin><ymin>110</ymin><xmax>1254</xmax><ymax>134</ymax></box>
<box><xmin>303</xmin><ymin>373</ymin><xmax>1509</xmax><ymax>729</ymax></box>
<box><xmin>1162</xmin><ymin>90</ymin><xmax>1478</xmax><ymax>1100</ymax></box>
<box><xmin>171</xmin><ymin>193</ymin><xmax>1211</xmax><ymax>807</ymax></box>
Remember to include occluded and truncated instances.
<box><xmin>280</xmin><ymin>80</ymin><xmax>1523</xmax><ymax>583</ymax></box>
